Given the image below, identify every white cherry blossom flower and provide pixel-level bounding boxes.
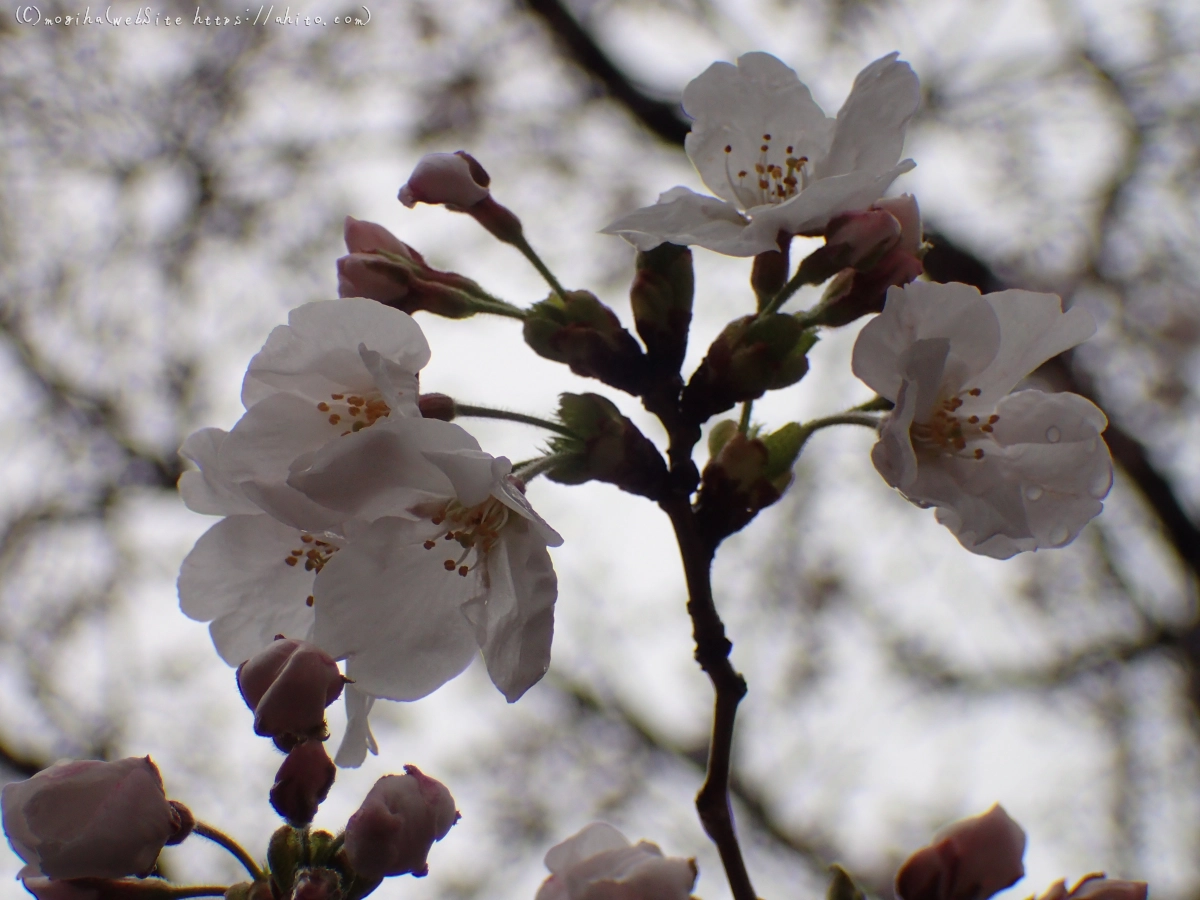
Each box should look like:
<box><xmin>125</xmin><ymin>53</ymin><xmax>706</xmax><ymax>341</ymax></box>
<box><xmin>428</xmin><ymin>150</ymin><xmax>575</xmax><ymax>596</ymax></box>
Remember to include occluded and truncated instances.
<box><xmin>178</xmin><ymin>299</ymin><xmax>431</xmax><ymax>665</ymax></box>
<box><xmin>602</xmin><ymin>52</ymin><xmax>919</xmax><ymax>257</ymax></box>
<box><xmin>535</xmin><ymin>822</ymin><xmax>697</xmax><ymax>900</ymax></box>
<box><xmin>220</xmin><ymin>297</ymin><xmax>430</xmax><ymax>532</ymax></box>
<box><xmin>852</xmin><ymin>281</ymin><xmax>1113</xmax><ymax>558</ymax></box>
<box><xmin>287</xmin><ymin>416</ymin><xmax>563</xmax><ymax>766</ymax></box>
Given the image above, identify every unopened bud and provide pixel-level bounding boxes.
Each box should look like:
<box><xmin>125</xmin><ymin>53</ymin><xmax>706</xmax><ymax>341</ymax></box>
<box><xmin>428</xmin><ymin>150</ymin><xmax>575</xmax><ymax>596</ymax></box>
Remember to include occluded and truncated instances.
<box><xmin>270</xmin><ymin>741</ymin><xmax>337</xmax><ymax>826</ymax></box>
<box><xmin>267</xmin><ymin>826</ymin><xmax>304</xmax><ymax>898</ymax></box>
<box><xmin>895</xmin><ymin>804</ymin><xmax>1026</xmax><ymax>900</ymax></box>
<box><xmin>873</xmin><ymin>194</ymin><xmax>923</xmax><ymax>256</ymax></box>
<box><xmin>682</xmin><ymin>314</ymin><xmax>815</xmax><ymax>423</ymax></box>
<box><xmin>237</xmin><ymin>637</ymin><xmax>346</xmax><ymax>749</ymax></box>
<box><xmin>2</xmin><ymin>757</ymin><xmax>179</xmax><ymax>880</ymax></box>
<box><xmin>523</xmin><ymin>291</ymin><xmax>649</xmax><ymax>395</ymax></box>
<box><xmin>417</xmin><ymin>393</ymin><xmax>457</xmax><ymax>421</ymax></box>
<box><xmin>750</xmin><ymin>241</ymin><xmax>790</xmax><ymax>310</ymax></box>
<box><xmin>224</xmin><ymin>883</ymin><xmax>273</xmax><ymax>900</ymax></box>
<box><xmin>398</xmin><ymin>152</ymin><xmax>490</xmax><ymax>210</ymax></box>
<box><xmin>695</xmin><ymin>423</ymin><xmax>801</xmax><ymax>543</ymax></box>
<box><xmin>337</xmin><ymin>217</ymin><xmax>492</xmax><ymax>319</ymax></box>
<box><xmin>630</xmin><ymin>243</ymin><xmax>693</xmax><ymax>373</ymax></box>
<box><xmin>20</xmin><ymin>879</ymin><xmax>99</xmax><ymax>900</ymax></box>
<box><xmin>546</xmin><ymin>393</ymin><xmax>669</xmax><ymax>501</ymax></box>
<box><xmin>344</xmin><ymin>765</ymin><xmax>459</xmax><ymax>883</ymax></box>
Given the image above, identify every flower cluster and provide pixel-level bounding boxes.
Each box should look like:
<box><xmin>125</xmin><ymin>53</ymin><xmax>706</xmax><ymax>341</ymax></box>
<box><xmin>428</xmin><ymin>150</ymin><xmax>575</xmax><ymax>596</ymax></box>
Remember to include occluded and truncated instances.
<box><xmin>177</xmin><ymin>296</ymin><xmax>562</xmax><ymax>766</ymax></box>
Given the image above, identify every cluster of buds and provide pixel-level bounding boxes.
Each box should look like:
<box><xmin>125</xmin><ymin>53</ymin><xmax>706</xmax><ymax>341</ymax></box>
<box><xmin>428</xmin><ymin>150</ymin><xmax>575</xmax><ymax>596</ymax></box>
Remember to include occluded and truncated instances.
<box><xmin>237</xmin><ymin>637</ymin><xmax>347</xmax><ymax>825</ymax></box>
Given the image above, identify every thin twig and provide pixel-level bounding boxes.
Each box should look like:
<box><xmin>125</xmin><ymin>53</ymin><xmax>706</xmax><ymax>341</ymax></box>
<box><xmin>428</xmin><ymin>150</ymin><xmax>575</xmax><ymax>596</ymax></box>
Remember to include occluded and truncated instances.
<box><xmin>193</xmin><ymin>822</ymin><xmax>263</xmax><ymax>882</ymax></box>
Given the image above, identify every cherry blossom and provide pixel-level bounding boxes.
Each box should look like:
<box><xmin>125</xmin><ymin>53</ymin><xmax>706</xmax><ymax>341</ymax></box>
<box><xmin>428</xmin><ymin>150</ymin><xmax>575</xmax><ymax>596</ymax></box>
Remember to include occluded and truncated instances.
<box><xmin>535</xmin><ymin>822</ymin><xmax>697</xmax><ymax>900</ymax></box>
<box><xmin>602</xmin><ymin>52</ymin><xmax>919</xmax><ymax>256</ymax></box>
<box><xmin>852</xmin><ymin>281</ymin><xmax>1113</xmax><ymax>558</ymax></box>
<box><xmin>287</xmin><ymin>415</ymin><xmax>563</xmax><ymax>766</ymax></box>
<box><xmin>177</xmin><ymin>299</ymin><xmax>432</xmax><ymax>665</ymax></box>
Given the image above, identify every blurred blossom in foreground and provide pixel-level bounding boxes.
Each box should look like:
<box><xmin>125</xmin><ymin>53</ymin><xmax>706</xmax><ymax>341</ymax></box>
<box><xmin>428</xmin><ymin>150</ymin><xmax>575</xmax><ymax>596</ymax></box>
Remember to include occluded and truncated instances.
<box><xmin>602</xmin><ymin>52</ymin><xmax>919</xmax><ymax>256</ymax></box>
<box><xmin>2</xmin><ymin>757</ymin><xmax>188</xmax><ymax>881</ymax></box>
<box><xmin>1034</xmin><ymin>875</ymin><xmax>1149</xmax><ymax>900</ymax></box>
<box><xmin>535</xmin><ymin>822</ymin><xmax>698</xmax><ymax>900</ymax></box>
<box><xmin>852</xmin><ymin>282</ymin><xmax>1113</xmax><ymax>557</ymax></box>
<box><xmin>895</xmin><ymin>804</ymin><xmax>1026</xmax><ymax>900</ymax></box>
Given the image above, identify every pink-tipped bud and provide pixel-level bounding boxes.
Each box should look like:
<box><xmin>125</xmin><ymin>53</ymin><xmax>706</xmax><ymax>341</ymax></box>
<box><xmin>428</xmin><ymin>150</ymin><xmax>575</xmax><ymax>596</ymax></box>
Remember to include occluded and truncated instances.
<box><xmin>895</xmin><ymin>804</ymin><xmax>1027</xmax><ymax>900</ymax></box>
<box><xmin>343</xmin><ymin>216</ymin><xmax>415</xmax><ymax>257</ymax></box>
<box><xmin>236</xmin><ymin>637</ymin><xmax>346</xmax><ymax>749</ymax></box>
<box><xmin>873</xmin><ymin>193</ymin><xmax>923</xmax><ymax>256</ymax></box>
<box><xmin>2</xmin><ymin>757</ymin><xmax>179</xmax><ymax>880</ymax></box>
<box><xmin>343</xmin><ymin>765</ymin><xmax>460</xmax><ymax>882</ymax></box>
<box><xmin>823</xmin><ymin>207</ymin><xmax>903</xmax><ymax>270</ymax></box>
<box><xmin>1037</xmin><ymin>875</ymin><xmax>1149</xmax><ymax>900</ymax></box>
<box><xmin>535</xmin><ymin>822</ymin><xmax>698</xmax><ymax>900</ymax></box>
<box><xmin>398</xmin><ymin>152</ymin><xmax>490</xmax><ymax>210</ymax></box>
<box><xmin>270</xmin><ymin>741</ymin><xmax>337</xmax><ymax>826</ymax></box>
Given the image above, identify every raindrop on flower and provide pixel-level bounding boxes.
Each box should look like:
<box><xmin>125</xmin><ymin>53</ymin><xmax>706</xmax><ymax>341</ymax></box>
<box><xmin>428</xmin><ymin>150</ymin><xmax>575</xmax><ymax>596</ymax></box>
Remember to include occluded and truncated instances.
<box><xmin>1045</xmin><ymin>426</ymin><xmax>1062</xmax><ymax>443</ymax></box>
<box><xmin>1025</xmin><ymin>486</ymin><xmax>1044</xmax><ymax>501</ymax></box>
<box><xmin>1049</xmin><ymin>525</ymin><xmax>1070</xmax><ymax>545</ymax></box>
<box><xmin>1090</xmin><ymin>467</ymin><xmax>1114</xmax><ymax>499</ymax></box>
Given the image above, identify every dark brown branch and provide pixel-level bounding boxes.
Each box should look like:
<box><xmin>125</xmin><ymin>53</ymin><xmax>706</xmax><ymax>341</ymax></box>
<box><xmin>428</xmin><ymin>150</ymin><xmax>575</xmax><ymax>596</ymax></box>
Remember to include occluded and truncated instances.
<box><xmin>659</xmin><ymin>492</ymin><xmax>756</xmax><ymax>900</ymax></box>
<box><xmin>520</xmin><ymin>0</ymin><xmax>691</xmax><ymax>145</ymax></box>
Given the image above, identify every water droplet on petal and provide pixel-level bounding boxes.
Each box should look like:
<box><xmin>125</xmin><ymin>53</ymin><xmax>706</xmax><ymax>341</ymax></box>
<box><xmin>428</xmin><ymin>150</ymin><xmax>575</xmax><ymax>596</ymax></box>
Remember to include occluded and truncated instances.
<box><xmin>1025</xmin><ymin>486</ymin><xmax>1044</xmax><ymax>501</ymax></box>
<box><xmin>1089</xmin><ymin>469</ymin><xmax>1113</xmax><ymax>498</ymax></box>
<box><xmin>1045</xmin><ymin>426</ymin><xmax>1062</xmax><ymax>443</ymax></box>
<box><xmin>1049</xmin><ymin>525</ymin><xmax>1069</xmax><ymax>545</ymax></box>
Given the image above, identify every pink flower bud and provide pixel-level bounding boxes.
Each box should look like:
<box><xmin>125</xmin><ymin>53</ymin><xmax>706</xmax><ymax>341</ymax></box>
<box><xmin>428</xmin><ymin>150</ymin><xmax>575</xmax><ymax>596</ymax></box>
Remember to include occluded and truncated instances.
<box><xmin>2</xmin><ymin>757</ymin><xmax>180</xmax><ymax>880</ymax></box>
<box><xmin>398</xmin><ymin>152</ymin><xmax>490</xmax><ymax>210</ymax></box>
<box><xmin>343</xmin><ymin>765</ymin><xmax>459</xmax><ymax>882</ymax></box>
<box><xmin>535</xmin><ymin>822</ymin><xmax>698</xmax><ymax>900</ymax></box>
<box><xmin>417</xmin><ymin>393</ymin><xmax>457</xmax><ymax>421</ymax></box>
<box><xmin>824</xmin><ymin>207</ymin><xmax>903</xmax><ymax>269</ymax></box>
<box><xmin>873</xmin><ymin>194</ymin><xmax>923</xmax><ymax>256</ymax></box>
<box><xmin>895</xmin><ymin>804</ymin><xmax>1026</xmax><ymax>900</ymax></box>
<box><xmin>270</xmin><ymin>741</ymin><xmax>337</xmax><ymax>826</ymax></box>
<box><xmin>343</xmin><ymin>216</ymin><xmax>414</xmax><ymax>257</ymax></box>
<box><xmin>236</xmin><ymin>637</ymin><xmax>346</xmax><ymax>748</ymax></box>
<box><xmin>1037</xmin><ymin>875</ymin><xmax>1148</xmax><ymax>900</ymax></box>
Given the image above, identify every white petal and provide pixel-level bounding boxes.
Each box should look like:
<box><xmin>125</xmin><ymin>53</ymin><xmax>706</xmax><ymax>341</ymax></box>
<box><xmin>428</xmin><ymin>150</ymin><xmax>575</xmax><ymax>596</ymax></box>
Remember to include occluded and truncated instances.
<box><xmin>748</xmin><ymin>161</ymin><xmax>915</xmax><ymax>239</ymax></box>
<box><xmin>422</xmin><ymin>448</ymin><xmax>503</xmax><ymax>507</ymax></box>
<box><xmin>242</xmin><ymin>298</ymin><xmax>430</xmax><ymax>408</ymax></box>
<box><xmin>683</xmin><ymin>53</ymin><xmax>834</xmax><ymax>208</ymax></box>
<box><xmin>908</xmin><ymin>453</ymin><xmax>1034</xmax><ymax>558</ymax></box>
<box><xmin>490</xmin><ymin>463</ymin><xmax>565</xmax><ymax>548</ymax></box>
<box><xmin>600</xmin><ymin>187</ymin><xmax>766</xmax><ymax>256</ymax></box>
<box><xmin>312</xmin><ymin>518</ymin><xmax>478</xmax><ymax>701</ymax></box>
<box><xmin>177</xmin><ymin>428</ymin><xmax>260</xmax><ymax>516</ymax></box>
<box><xmin>974</xmin><ymin>290</ymin><xmax>1096</xmax><ymax>406</ymax></box>
<box><xmin>464</xmin><ymin>522</ymin><xmax>558</xmax><ymax>702</ymax></box>
<box><xmin>544</xmin><ymin>823</ymin><xmax>631</xmax><ymax>874</ymax></box>
<box><xmin>871</xmin><ymin>377</ymin><xmax>919</xmax><ymax>490</ymax></box>
<box><xmin>288</xmin><ymin>418</ymin><xmax>476</xmax><ymax>521</ymax></box>
<box><xmin>852</xmin><ymin>281</ymin><xmax>1001</xmax><ymax>402</ymax></box>
<box><xmin>358</xmin><ymin>346</ymin><xmax>421</xmax><ymax>418</ymax></box>
<box><xmin>221</xmin><ymin>392</ymin><xmax>348</xmax><ymax>532</ymax></box>
<box><xmin>813</xmin><ymin>53</ymin><xmax>920</xmax><ymax>180</ymax></box>
<box><xmin>334</xmin><ymin>685</ymin><xmax>379</xmax><ymax>768</ymax></box>
<box><xmin>177</xmin><ymin>515</ymin><xmax>316</xmax><ymax>666</ymax></box>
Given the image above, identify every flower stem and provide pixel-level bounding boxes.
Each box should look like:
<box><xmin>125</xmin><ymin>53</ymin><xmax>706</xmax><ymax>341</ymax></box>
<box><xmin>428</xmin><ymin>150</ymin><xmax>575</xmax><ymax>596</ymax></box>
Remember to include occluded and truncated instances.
<box><xmin>737</xmin><ymin>401</ymin><xmax>753</xmax><ymax>435</ymax></box>
<box><xmin>659</xmin><ymin>494</ymin><xmax>756</xmax><ymax>900</ymax></box>
<box><xmin>512</xmin><ymin>452</ymin><xmax>571</xmax><ymax>483</ymax></box>
<box><xmin>510</xmin><ymin>234</ymin><xmax>570</xmax><ymax>299</ymax></box>
<box><xmin>193</xmin><ymin>822</ymin><xmax>263</xmax><ymax>881</ymax></box>
<box><xmin>796</xmin><ymin>412</ymin><xmax>882</xmax><ymax>454</ymax></box>
<box><xmin>472</xmin><ymin>297</ymin><xmax>528</xmax><ymax>320</ymax></box>
<box><xmin>455</xmin><ymin>403</ymin><xmax>577</xmax><ymax>438</ymax></box>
